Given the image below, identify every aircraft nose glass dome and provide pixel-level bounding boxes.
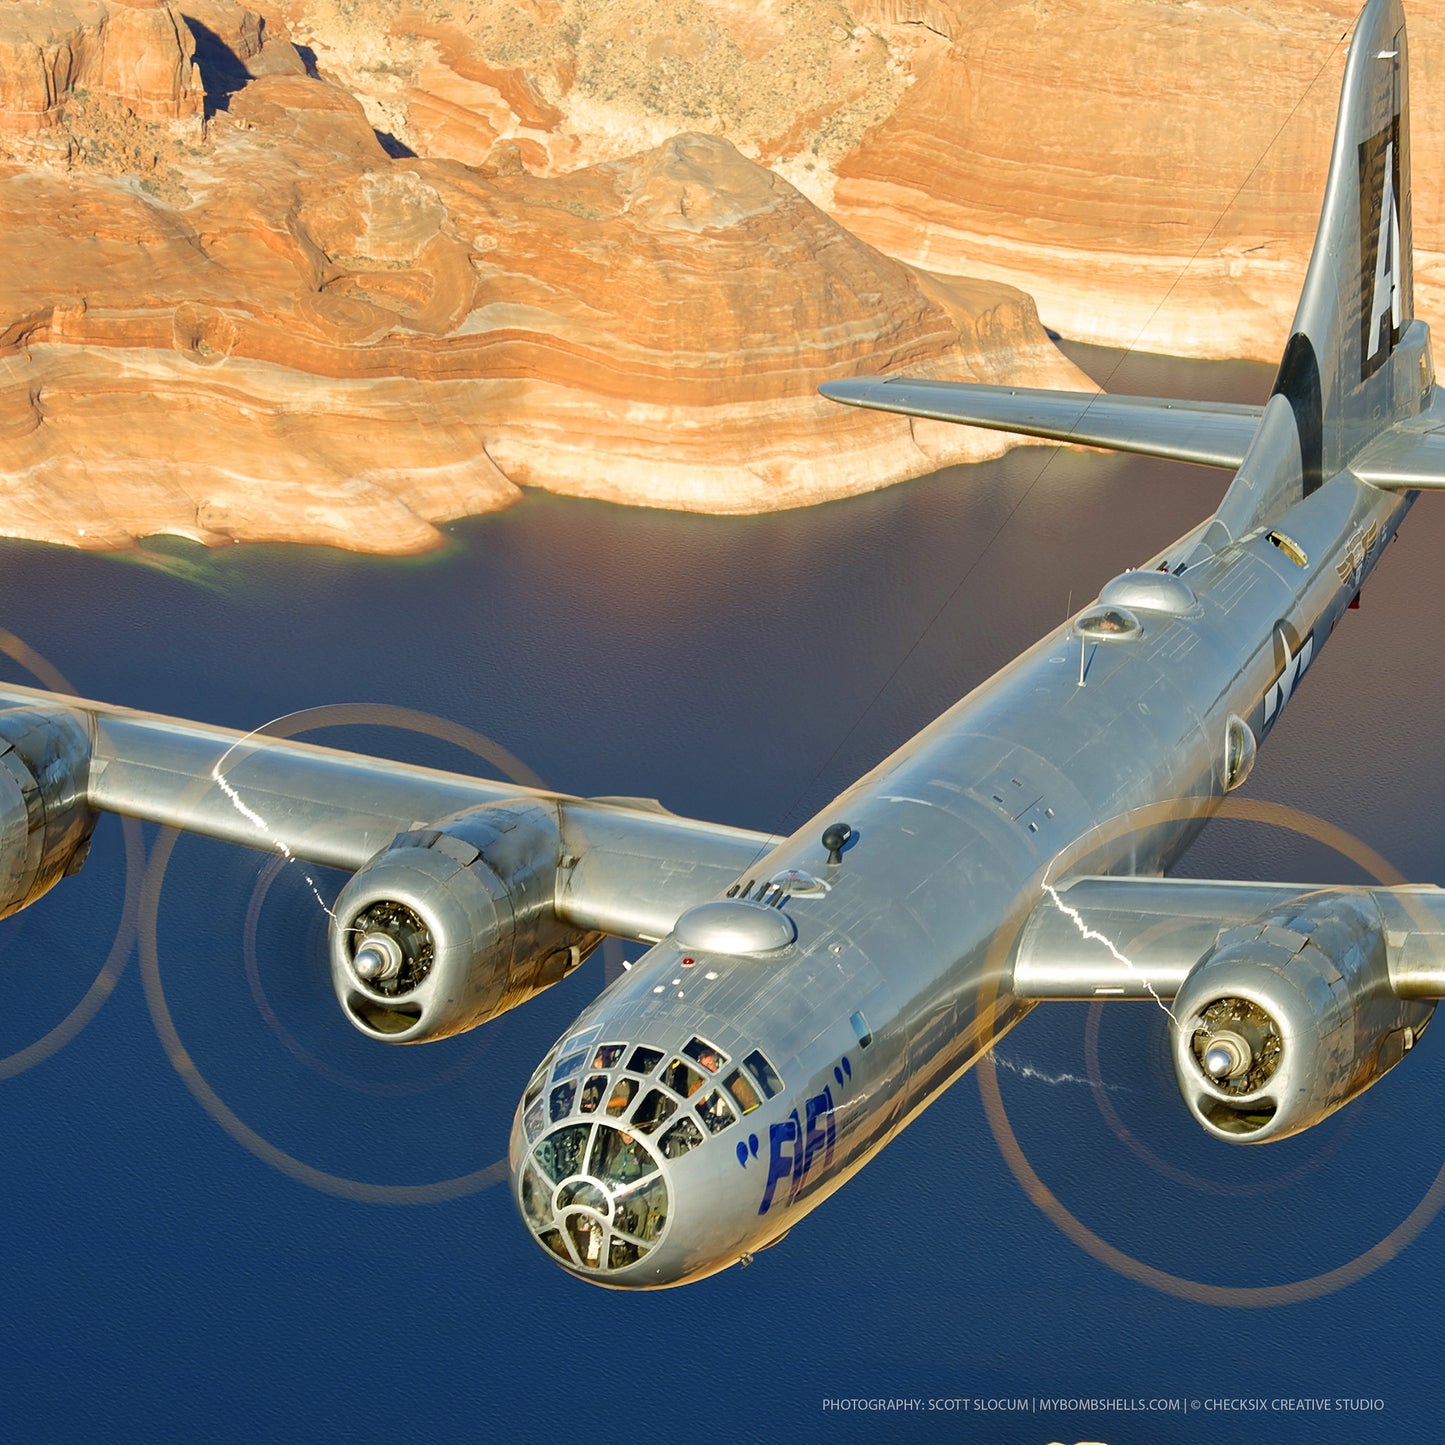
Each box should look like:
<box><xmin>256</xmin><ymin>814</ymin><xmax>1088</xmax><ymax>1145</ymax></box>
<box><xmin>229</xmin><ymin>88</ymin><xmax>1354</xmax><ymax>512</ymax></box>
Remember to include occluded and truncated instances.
<box><xmin>516</xmin><ymin>1032</ymin><xmax>786</xmax><ymax>1272</ymax></box>
<box><xmin>519</xmin><ymin>1120</ymin><xmax>670</xmax><ymax>1273</ymax></box>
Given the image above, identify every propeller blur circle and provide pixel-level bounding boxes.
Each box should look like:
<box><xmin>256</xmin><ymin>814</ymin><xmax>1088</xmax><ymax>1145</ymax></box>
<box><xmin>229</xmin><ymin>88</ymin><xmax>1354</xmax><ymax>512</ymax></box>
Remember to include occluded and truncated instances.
<box><xmin>138</xmin><ymin>701</ymin><xmax>556</xmax><ymax>1203</ymax></box>
<box><xmin>978</xmin><ymin>793</ymin><xmax>1445</xmax><ymax>1307</ymax></box>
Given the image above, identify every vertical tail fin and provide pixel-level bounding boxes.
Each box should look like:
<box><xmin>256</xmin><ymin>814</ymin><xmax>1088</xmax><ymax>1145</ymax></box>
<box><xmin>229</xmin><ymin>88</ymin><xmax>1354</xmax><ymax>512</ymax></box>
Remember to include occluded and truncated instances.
<box><xmin>1275</xmin><ymin>0</ymin><xmax>1422</xmax><ymax>491</ymax></box>
<box><xmin>1204</xmin><ymin>0</ymin><xmax>1426</xmax><ymax>554</ymax></box>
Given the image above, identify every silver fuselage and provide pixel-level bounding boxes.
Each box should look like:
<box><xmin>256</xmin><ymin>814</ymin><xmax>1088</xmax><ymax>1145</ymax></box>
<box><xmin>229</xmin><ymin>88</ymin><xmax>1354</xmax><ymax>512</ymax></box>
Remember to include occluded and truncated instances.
<box><xmin>510</xmin><ymin>467</ymin><xmax>1412</xmax><ymax>1286</ymax></box>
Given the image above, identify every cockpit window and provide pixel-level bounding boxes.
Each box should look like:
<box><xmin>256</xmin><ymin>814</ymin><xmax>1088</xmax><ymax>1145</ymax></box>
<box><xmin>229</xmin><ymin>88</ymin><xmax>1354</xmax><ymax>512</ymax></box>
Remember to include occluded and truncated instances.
<box><xmin>549</xmin><ymin>1080</ymin><xmax>576</xmax><ymax>1122</ymax></box>
<box><xmin>850</xmin><ymin>1011</ymin><xmax>873</xmax><ymax>1049</ymax></box>
<box><xmin>579</xmin><ymin>1074</ymin><xmax>606</xmax><ymax>1113</ymax></box>
<box><xmin>723</xmin><ymin>1069</ymin><xmax>761</xmax><ymax>1115</ymax></box>
<box><xmin>553</xmin><ymin>1050</ymin><xmax>587</xmax><ymax>1083</ymax></box>
<box><xmin>534</xmin><ymin>1123</ymin><xmax>590</xmax><ymax>1183</ymax></box>
<box><xmin>743</xmin><ymin>1049</ymin><xmax>783</xmax><ymax>1099</ymax></box>
<box><xmin>696</xmin><ymin>1088</ymin><xmax>737</xmax><ymax>1135</ymax></box>
<box><xmin>659</xmin><ymin>1117</ymin><xmax>704</xmax><ymax>1159</ymax></box>
<box><xmin>590</xmin><ymin>1126</ymin><xmax>657</xmax><ymax>1187</ymax></box>
<box><xmin>523</xmin><ymin>1052</ymin><xmax>552</xmax><ymax>1108</ymax></box>
<box><xmin>613</xmin><ymin>1174</ymin><xmax>668</xmax><ymax>1243</ymax></box>
<box><xmin>524</xmin><ymin>1094</ymin><xmax>546</xmax><ymax>1142</ymax></box>
<box><xmin>662</xmin><ymin>1058</ymin><xmax>705</xmax><ymax>1097</ymax></box>
<box><xmin>631</xmin><ymin>1089</ymin><xmax>677</xmax><ymax>1134</ymax></box>
<box><xmin>606</xmin><ymin>1078</ymin><xmax>638</xmax><ymax>1116</ymax></box>
<box><xmin>626</xmin><ymin>1045</ymin><xmax>665</xmax><ymax>1076</ymax></box>
<box><xmin>591</xmin><ymin>1043</ymin><xmax>626</xmax><ymax>1069</ymax></box>
<box><xmin>683</xmin><ymin>1036</ymin><xmax>727</xmax><ymax>1072</ymax></box>
<box><xmin>567</xmin><ymin>1213</ymin><xmax>605</xmax><ymax>1268</ymax></box>
<box><xmin>522</xmin><ymin>1121</ymin><xmax>673</xmax><ymax>1276</ymax></box>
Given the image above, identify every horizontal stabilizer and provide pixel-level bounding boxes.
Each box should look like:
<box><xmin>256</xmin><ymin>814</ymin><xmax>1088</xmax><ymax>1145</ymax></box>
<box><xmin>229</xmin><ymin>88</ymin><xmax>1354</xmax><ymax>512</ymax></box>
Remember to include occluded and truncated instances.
<box><xmin>819</xmin><ymin>377</ymin><xmax>1263</xmax><ymax>470</ymax></box>
<box><xmin>1352</xmin><ymin>424</ymin><xmax>1445</xmax><ymax>489</ymax></box>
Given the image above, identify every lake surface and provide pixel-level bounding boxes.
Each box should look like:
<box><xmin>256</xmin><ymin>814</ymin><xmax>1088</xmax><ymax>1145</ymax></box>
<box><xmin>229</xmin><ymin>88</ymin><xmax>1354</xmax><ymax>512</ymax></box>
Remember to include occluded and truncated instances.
<box><xmin>2</xmin><ymin>345</ymin><xmax>1443</xmax><ymax>1443</ymax></box>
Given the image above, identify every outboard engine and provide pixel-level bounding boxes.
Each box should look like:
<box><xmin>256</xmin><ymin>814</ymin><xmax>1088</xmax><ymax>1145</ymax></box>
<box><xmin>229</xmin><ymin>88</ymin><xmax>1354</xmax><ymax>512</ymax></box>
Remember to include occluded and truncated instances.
<box><xmin>1172</xmin><ymin>891</ymin><xmax>1433</xmax><ymax>1141</ymax></box>
<box><xmin>0</xmin><ymin>706</ymin><xmax>94</xmax><ymax>917</ymax></box>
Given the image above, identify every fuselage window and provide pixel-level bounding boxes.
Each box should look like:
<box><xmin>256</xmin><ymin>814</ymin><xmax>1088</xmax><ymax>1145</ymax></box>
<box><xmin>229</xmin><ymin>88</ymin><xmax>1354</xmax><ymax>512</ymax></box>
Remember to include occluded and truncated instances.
<box><xmin>662</xmin><ymin>1058</ymin><xmax>706</xmax><ymax>1097</ymax></box>
<box><xmin>659</xmin><ymin>1117</ymin><xmax>704</xmax><ymax>1160</ymax></box>
<box><xmin>632</xmin><ymin>1089</ymin><xmax>678</xmax><ymax>1134</ymax></box>
<box><xmin>683</xmin><ymin>1036</ymin><xmax>727</xmax><ymax>1072</ymax></box>
<box><xmin>743</xmin><ymin>1049</ymin><xmax>784</xmax><ymax>1099</ymax></box>
<box><xmin>552</xmin><ymin>1050</ymin><xmax>587</xmax><ymax>1083</ymax></box>
<box><xmin>1267</xmin><ymin>530</ymin><xmax>1309</xmax><ymax>567</ymax></box>
<box><xmin>696</xmin><ymin>1089</ymin><xmax>737</xmax><ymax>1135</ymax></box>
<box><xmin>850</xmin><ymin>1011</ymin><xmax>873</xmax><ymax>1049</ymax></box>
<box><xmin>523</xmin><ymin>1052</ymin><xmax>553</xmax><ymax>1108</ymax></box>
<box><xmin>534</xmin><ymin>1123</ymin><xmax>591</xmax><ymax>1183</ymax></box>
<box><xmin>609</xmin><ymin>1237</ymin><xmax>643</xmax><ymax>1270</ymax></box>
<box><xmin>537</xmin><ymin>1228</ymin><xmax>569</xmax><ymax>1261</ymax></box>
<box><xmin>627</xmin><ymin>1045</ymin><xmax>665</xmax><ymax>1076</ymax></box>
<box><xmin>589</xmin><ymin>1125</ymin><xmax>657</xmax><ymax>1187</ymax></box>
<box><xmin>519</xmin><ymin>1164</ymin><xmax>551</xmax><ymax>1230</ymax></box>
<box><xmin>1075</xmin><ymin>605</ymin><xmax>1141</xmax><ymax>640</ymax></box>
<box><xmin>613</xmin><ymin>1174</ymin><xmax>669</xmax><ymax>1242</ymax></box>
<box><xmin>606</xmin><ymin>1078</ymin><xmax>638</xmax><ymax>1116</ymax></box>
<box><xmin>567</xmin><ymin>1213</ymin><xmax>605</xmax><ymax>1268</ymax></box>
<box><xmin>579</xmin><ymin>1074</ymin><xmax>607</xmax><ymax>1113</ymax></box>
<box><xmin>723</xmin><ymin>1069</ymin><xmax>761</xmax><ymax>1114</ymax></box>
<box><xmin>592</xmin><ymin>1043</ymin><xmax>626</xmax><ymax>1069</ymax></box>
<box><xmin>549</xmin><ymin>1079</ymin><xmax>577</xmax><ymax>1122</ymax></box>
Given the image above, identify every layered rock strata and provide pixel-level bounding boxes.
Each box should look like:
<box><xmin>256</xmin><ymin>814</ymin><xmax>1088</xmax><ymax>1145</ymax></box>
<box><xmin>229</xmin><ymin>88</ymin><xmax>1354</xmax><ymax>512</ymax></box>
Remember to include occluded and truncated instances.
<box><xmin>0</xmin><ymin>1</ymin><xmax>1088</xmax><ymax>551</ymax></box>
<box><xmin>288</xmin><ymin>0</ymin><xmax>1445</xmax><ymax>361</ymax></box>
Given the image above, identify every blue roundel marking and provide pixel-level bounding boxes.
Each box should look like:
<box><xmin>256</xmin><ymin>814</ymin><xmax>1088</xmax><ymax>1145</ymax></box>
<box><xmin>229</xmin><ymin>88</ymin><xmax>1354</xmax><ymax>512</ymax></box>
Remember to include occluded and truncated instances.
<box><xmin>834</xmin><ymin>1065</ymin><xmax>844</xmax><ymax>1087</ymax></box>
<box><xmin>736</xmin><ymin>1141</ymin><xmax>750</xmax><ymax>1168</ymax></box>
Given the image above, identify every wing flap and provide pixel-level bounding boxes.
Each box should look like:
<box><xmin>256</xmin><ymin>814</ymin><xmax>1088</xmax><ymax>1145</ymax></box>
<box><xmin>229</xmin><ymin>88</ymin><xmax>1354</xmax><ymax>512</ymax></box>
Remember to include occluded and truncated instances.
<box><xmin>819</xmin><ymin>377</ymin><xmax>1263</xmax><ymax>470</ymax></box>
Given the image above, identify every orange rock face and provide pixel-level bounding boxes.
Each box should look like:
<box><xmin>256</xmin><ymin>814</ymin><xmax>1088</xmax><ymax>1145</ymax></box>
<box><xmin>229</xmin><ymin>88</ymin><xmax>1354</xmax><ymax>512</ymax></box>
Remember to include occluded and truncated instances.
<box><xmin>0</xmin><ymin>2</ymin><xmax>1088</xmax><ymax>551</ymax></box>
<box><xmin>17</xmin><ymin>0</ymin><xmax>1439</xmax><ymax>554</ymax></box>
<box><xmin>832</xmin><ymin>0</ymin><xmax>1445</xmax><ymax>359</ymax></box>
<box><xmin>287</xmin><ymin>0</ymin><xmax>1445</xmax><ymax>362</ymax></box>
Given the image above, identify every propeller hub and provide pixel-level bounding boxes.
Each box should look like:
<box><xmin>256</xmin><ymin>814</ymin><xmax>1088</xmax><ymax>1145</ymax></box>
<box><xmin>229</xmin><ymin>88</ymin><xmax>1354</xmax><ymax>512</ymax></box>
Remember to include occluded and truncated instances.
<box><xmin>352</xmin><ymin>931</ymin><xmax>404</xmax><ymax>984</ymax></box>
<box><xmin>1201</xmin><ymin>1030</ymin><xmax>1252</xmax><ymax>1081</ymax></box>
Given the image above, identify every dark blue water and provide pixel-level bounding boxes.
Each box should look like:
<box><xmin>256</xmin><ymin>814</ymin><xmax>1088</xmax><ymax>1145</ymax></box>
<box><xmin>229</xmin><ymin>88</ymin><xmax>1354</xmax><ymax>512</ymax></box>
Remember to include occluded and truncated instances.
<box><xmin>2</xmin><ymin>348</ymin><xmax>1442</xmax><ymax>1444</ymax></box>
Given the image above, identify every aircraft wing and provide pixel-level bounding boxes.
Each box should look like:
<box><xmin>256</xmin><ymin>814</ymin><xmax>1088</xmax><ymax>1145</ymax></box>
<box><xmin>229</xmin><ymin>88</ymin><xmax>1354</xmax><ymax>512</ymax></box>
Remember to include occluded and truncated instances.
<box><xmin>1012</xmin><ymin>875</ymin><xmax>1445</xmax><ymax>1000</ymax></box>
<box><xmin>0</xmin><ymin>680</ymin><xmax>776</xmax><ymax>947</ymax></box>
<box><xmin>819</xmin><ymin>377</ymin><xmax>1264</xmax><ymax>470</ymax></box>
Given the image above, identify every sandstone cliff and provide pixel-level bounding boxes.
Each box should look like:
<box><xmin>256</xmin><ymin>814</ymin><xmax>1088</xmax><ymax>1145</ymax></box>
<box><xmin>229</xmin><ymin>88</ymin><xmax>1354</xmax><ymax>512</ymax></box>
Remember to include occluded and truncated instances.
<box><xmin>0</xmin><ymin>0</ymin><xmax>1088</xmax><ymax>551</ymax></box>
<box><xmin>286</xmin><ymin>0</ymin><xmax>1445</xmax><ymax>361</ymax></box>
<box><xmin>6</xmin><ymin>0</ymin><xmax>1442</xmax><ymax>554</ymax></box>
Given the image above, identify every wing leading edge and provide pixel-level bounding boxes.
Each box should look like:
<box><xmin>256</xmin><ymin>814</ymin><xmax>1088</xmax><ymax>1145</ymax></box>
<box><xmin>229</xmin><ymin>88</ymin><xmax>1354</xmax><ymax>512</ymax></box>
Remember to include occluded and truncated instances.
<box><xmin>818</xmin><ymin>377</ymin><xmax>1264</xmax><ymax>471</ymax></box>
<box><xmin>1013</xmin><ymin>875</ymin><xmax>1445</xmax><ymax>1000</ymax></box>
<box><xmin>0</xmin><ymin>680</ymin><xmax>776</xmax><ymax>944</ymax></box>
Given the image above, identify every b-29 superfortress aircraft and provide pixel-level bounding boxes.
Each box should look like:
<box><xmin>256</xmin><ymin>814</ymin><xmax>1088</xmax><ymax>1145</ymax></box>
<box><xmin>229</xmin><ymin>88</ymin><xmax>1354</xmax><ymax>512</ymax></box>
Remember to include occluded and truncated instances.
<box><xmin>0</xmin><ymin>0</ymin><xmax>1441</xmax><ymax>1287</ymax></box>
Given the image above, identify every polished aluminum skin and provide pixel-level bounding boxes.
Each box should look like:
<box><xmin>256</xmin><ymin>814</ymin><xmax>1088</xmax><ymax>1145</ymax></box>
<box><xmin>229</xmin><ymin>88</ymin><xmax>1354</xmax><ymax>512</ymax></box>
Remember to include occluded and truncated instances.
<box><xmin>0</xmin><ymin>0</ymin><xmax>1439</xmax><ymax>1290</ymax></box>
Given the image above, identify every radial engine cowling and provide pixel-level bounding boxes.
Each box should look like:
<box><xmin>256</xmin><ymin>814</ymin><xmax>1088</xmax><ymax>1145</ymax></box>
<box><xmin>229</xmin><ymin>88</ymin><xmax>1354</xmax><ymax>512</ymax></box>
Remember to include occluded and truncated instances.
<box><xmin>1171</xmin><ymin>891</ymin><xmax>1434</xmax><ymax>1142</ymax></box>
<box><xmin>0</xmin><ymin>706</ymin><xmax>94</xmax><ymax>918</ymax></box>
<box><xmin>329</xmin><ymin>800</ymin><xmax>601</xmax><ymax>1043</ymax></box>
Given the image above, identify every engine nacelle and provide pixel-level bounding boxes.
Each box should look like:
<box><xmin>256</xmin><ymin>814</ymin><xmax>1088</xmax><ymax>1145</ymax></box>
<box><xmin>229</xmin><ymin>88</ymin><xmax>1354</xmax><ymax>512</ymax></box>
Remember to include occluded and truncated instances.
<box><xmin>1171</xmin><ymin>891</ymin><xmax>1434</xmax><ymax>1142</ymax></box>
<box><xmin>329</xmin><ymin>799</ymin><xmax>602</xmax><ymax>1043</ymax></box>
<box><xmin>0</xmin><ymin>706</ymin><xmax>93</xmax><ymax>918</ymax></box>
